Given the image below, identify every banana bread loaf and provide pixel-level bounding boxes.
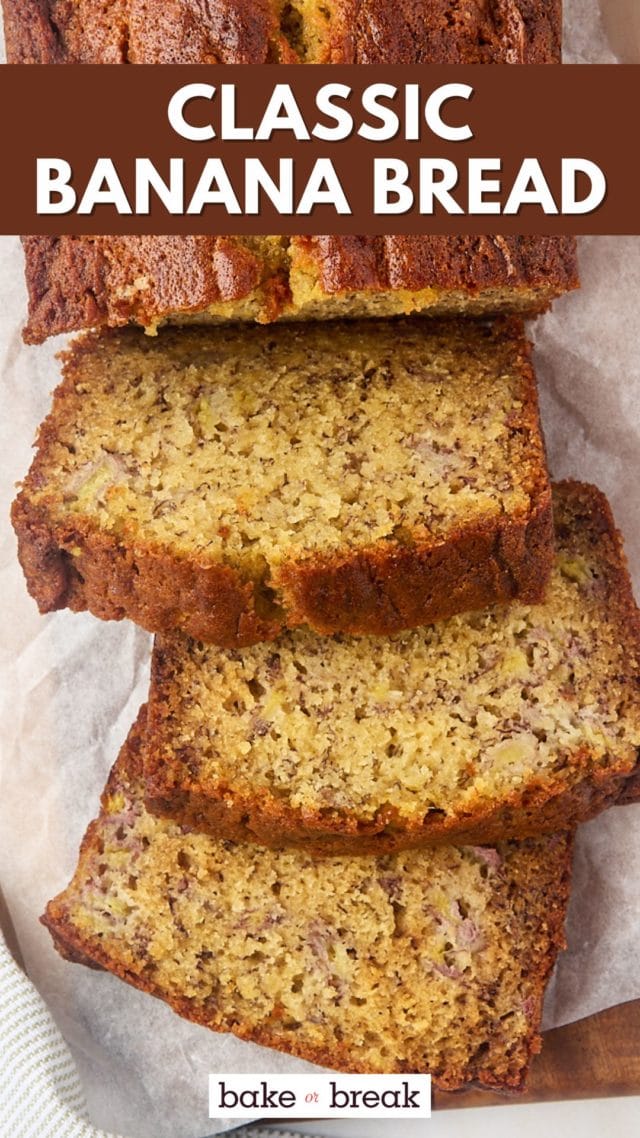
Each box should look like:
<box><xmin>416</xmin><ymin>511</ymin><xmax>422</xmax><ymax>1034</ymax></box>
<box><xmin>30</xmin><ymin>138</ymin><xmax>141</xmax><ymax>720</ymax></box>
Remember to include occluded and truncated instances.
<box><xmin>4</xmin><ymin>3</ymin><xmax>576</xmax><ymax>341</ymax></box>
<box><xmin>12</xmin><ymin>317</ymin><xmax>553</xmax><ymax>647</ymax></box>
<box><xmin>144</xmin><ymin>482</ymin><xmax>640</xmax><ymax>853</ymax></box>
<box><xmin>20</xmin><ymin>235</ymin><xmax>579</xmax><ymax>344</ymax></box>
<box><xmin>42</xmin><ymin>710</ymin><xmax>573</xmax><ymax>1091</ymax></box>
<box><xmin>3</xmin><ymin>2</ymin><xmax>561</xmax><ymax>65</ymax></box>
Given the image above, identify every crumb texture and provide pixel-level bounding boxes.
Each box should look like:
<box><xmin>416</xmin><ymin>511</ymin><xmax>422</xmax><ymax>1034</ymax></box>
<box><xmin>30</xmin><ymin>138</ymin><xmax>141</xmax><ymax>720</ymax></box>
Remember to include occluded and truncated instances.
<box><xmin>12</xmin><ymin>318</ymin><xmax>552</xmax><ymax>643</ymax></box>
<box><xmin>43</xmin><ymin>717</ymin><xmax>572</xmax><ymax>1089</ymax></box>
<box><xmin>26</xmin><ymin>321</ymin><xmax>539</xmax><ymax>558</ymax></box>
<box><xmin>146</xmin><ymin>482</ymin><xmax>640</xmax><ymax>847</ymax></box>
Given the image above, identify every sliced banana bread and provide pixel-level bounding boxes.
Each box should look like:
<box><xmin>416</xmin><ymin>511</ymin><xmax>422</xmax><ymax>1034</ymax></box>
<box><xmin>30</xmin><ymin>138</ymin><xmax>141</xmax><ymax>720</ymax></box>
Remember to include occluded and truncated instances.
<box><xmin>42</xmin><ymin>711</ymin><xmax>572</xmax><ymax>1091</ymax></box>
<box><xmin>143</xmin><ymin>483</ymin><xmax>640</xmax><ymax>854</ymax></box>
<box><xmin>20</xmin><ymin>235</ymin><xmax>578</xmax><ymax>344</ymax></box>
<box><xmin>12</xmin><ymin>318</ymin><xmax>553</xmax><ymax>647</ymax></box>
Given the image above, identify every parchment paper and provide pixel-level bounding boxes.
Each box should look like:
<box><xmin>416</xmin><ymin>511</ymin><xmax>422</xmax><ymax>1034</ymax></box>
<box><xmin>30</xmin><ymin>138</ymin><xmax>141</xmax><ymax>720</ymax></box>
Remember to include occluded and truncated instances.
<box><xmin>1</xmin><ymin>4</ymin><xmax>640</xmax><ymax>1136</ymax></box>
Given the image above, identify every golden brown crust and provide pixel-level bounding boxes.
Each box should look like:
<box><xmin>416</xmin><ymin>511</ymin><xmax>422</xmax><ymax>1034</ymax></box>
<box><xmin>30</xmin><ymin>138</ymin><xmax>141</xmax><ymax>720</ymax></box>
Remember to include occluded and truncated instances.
<box><xmin>294</xmin><ymin>235</ymin><xmax>578</xmax><ymax>299</ymax></box>
<box><xmin>2</xmin><ymin>0</ymin><xmax>126</xmax><ymax>63</ymax></box>
<box><xmin>11</xmin><ymin>495</ymin><xmax>284</xmax><ymax>645</ymax></box>
<box><xmin>328</xmin><ymin>0</ymin><xmax>561</xmax><ymax>64</ymax></box>
<box><xmin>41</xmin><ymin>712</ymin><xmax>573</xmax><ymax>1091</ymax></box>
<box><xmin>20</xmin><ymin>235</ymin><xmax>292</xmax><ymax>344</ymax></box>
<box><xmin>12</xmin><ymin>317</ymin><xmax>554</xmax><ymax>646</ymax></box>
<box><xmin>617</xmin><ymin>767</ymin><xmax>640</xmax><ymax>804</ymax></box>
<box><xmin>143</xmin><ymin>481</ymin><xmax>640</xmax><ymax>851</ymax></box>
<box><xmin>1</xmin><ymin>0</ymin><xmax>287</xmax><ymax>64</ymax></box>
<box><xmin>12</xmin><ymin>481</ymin><xmax>553</xmax><ymax>646</ymax></box>
<box><xmin>20</xmin><ymin>235</ymin><xmax>579</xmax><ymax>344</ymax></box>
<box><xmin>3</xmin><ymin>1</ymin><xmax>561</xmax><ymax>65</ymax></box>
<box><xmin>145</xmin><ymin>746</ymin><xmax>640</xmax><ymax>856</ymax></box>
<box><xmin>276</xmin><ymin>490</ymin><xmax>554</xmax><ymax>638</ymax></box>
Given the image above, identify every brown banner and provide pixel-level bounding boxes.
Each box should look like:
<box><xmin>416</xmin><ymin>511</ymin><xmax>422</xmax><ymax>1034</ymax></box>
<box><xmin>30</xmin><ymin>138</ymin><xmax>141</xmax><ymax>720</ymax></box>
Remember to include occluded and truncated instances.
<box><xmin>2</xmin><ymin>64</ymin><xmax>639</xmax><ymax>235</ymax></box>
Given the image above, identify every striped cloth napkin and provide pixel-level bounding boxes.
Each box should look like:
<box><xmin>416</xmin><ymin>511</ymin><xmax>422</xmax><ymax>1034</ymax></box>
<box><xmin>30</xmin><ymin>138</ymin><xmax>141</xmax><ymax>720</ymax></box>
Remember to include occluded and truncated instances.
<box><xmin>0</xmin><ymin>933</ymin><xmax>118</xmax><ymax>1138</ymax></box>
<box><xmin>0</xmin><ymin>931</ymin><xmax>300</xmax><ymax>1138</ymax></box>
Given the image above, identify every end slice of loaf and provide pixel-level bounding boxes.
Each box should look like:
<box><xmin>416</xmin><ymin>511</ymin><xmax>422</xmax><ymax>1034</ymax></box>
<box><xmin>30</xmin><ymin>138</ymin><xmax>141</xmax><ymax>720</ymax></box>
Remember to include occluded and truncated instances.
<box><xmin>19</xmin><ymin>235</ymin><xmax>578</xmax><ymax>344</ymax></box>
<box><xmin>5</xmin><ymin>4</ymin><xmax>574</xmax><ymax>343</ymax></box>
<box><xmin>42</xmin><ymin>711</ymin><xmax>572</xmax><ymax>1091</ymax></box>
<box><xmin>12</xmin><ymin>317</ymin><xmax>553</xmax><ymax>647</ymax></box>
<box><xmin>144</xmin><ymin>482</ymin><xmax>640</xmax><ymax>854</ymax></box>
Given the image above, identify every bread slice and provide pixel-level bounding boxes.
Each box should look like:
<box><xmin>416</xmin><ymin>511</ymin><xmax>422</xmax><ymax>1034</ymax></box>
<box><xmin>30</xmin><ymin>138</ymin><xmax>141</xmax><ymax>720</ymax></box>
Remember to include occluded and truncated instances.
<box><xmin>12</xmin><ymin>318</ymin><xmax>553</xmax><ymax>647</ymax></box>
<box><xmin>42</xmin><ymin>711</ymin><xmax>572</xmax><ymax>1091</ymax></box>
<box><xmin>19</xmin><ymin>235</ymin><xmax>578</xmax><ymax>344</ymax></box>
<box><xmin>143</xmin><ymin>483</ymin><xmax>640</xmax><ymax>854</ymax></box>
<box><xmin>4</xmin><ymin>1</ymin><xmax>561</xmax><ymax>65</ymax></box>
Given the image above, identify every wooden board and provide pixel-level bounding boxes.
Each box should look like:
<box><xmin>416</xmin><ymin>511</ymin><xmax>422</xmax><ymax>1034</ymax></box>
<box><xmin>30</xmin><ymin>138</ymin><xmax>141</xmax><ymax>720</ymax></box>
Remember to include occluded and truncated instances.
<box><xmin>434</xmin><ymin>998</ymin><xmax>640</xmax><ymax>1109</ymax></box>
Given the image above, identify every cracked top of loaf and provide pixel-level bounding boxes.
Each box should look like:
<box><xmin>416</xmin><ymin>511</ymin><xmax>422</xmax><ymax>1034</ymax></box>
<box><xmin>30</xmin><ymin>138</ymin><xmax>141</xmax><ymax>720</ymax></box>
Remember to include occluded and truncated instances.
<box><xmin>3</xmin><ymin>2</ymin><xmax>561</xmax><ymax>64</ymax></box>
<box><xmin>5</xmin><ymin>4</ymin><xmax>571</xmax><ymax>341</ymax></box>
<box><xmin>20</xmin><ymin>235</ymin><xmax>579</xmax><ymax>344</ymax></box>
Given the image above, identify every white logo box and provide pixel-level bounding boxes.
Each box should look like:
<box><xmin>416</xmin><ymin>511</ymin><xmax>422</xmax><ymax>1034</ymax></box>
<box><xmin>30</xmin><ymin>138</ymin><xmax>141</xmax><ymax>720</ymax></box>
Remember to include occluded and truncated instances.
<box><xmin>210</xmin><ymin>1072</ymin><xmax>431</xmax><ymax>1119</ymax></box>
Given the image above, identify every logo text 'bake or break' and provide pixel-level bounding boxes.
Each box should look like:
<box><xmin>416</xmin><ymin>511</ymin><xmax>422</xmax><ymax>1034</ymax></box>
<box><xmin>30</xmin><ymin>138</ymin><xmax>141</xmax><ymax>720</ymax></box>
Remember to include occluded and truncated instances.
<box><xmin>209</xmin><ymin>1072</ymin><xmax>432</xmax><ymax>1119</ymax></box>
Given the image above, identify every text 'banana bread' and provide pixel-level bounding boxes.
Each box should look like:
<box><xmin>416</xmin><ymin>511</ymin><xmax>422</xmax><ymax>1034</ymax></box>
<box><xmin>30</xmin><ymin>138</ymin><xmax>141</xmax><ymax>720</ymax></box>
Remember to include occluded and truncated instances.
<box><xmin>42</xmin><ymin>712</ymin><xmax>572</xmax><ymax>1091</ymax></box>
<box><xmin>12</xmin><ymin>318</ymin><xmax>553</xmax><ymax>647</ymax></box>
<box><xmin>3</xmin><ymin>3</ymin><xmax>576</xmax><ymax>342</ymax></box>
<box><xmin>144</xmin><ymin>482</ymin><xmax>640</xmax><ymax>853</ymax></box>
